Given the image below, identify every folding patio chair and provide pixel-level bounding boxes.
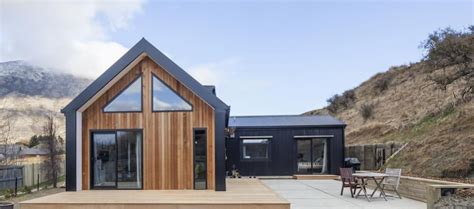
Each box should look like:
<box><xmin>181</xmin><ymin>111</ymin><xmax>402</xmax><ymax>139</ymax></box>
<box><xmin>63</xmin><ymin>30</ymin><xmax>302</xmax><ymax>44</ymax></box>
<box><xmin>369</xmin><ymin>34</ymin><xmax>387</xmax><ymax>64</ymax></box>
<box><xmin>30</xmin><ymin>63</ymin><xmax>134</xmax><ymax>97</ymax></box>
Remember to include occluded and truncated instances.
<box><xmin>380</xmin><ymin>168</ymin><xmax>402</xmax><ymax>199</ymax></box>
<box><xmin>339</xmin><ymin>167</ymin><xmax>362</xmax><ymax>198</ymax></box>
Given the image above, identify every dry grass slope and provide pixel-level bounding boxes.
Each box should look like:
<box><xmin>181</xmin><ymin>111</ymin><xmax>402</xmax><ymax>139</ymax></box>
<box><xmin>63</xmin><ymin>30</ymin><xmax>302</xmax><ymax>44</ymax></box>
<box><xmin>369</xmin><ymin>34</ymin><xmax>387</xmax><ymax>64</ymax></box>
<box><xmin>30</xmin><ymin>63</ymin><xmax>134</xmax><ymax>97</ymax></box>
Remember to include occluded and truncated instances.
<box><xmin>305</xmin><ymin>28</ymin><xmax>474</xmax><ymax>179</ymax></box>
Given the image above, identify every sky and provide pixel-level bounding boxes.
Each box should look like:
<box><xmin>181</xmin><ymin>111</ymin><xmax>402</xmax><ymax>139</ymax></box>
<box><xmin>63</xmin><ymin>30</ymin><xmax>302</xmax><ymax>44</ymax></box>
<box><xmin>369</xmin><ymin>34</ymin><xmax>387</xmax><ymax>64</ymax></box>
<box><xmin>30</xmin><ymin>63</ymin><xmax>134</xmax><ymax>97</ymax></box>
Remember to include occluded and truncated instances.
<box><xmin>0</xmin><ymin>0</ymin><xmax>473</xmax><ymax>115</ymax></box>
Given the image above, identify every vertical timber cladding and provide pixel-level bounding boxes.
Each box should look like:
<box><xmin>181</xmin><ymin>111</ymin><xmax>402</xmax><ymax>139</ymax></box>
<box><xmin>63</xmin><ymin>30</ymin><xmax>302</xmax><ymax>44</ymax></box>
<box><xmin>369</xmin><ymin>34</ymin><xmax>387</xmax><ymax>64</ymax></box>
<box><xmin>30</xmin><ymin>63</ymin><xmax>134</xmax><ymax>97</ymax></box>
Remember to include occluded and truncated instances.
<box><xmin>82</xmin><ymin>57</ymin><xmax>215</xmax><ymax>190</ymax></box>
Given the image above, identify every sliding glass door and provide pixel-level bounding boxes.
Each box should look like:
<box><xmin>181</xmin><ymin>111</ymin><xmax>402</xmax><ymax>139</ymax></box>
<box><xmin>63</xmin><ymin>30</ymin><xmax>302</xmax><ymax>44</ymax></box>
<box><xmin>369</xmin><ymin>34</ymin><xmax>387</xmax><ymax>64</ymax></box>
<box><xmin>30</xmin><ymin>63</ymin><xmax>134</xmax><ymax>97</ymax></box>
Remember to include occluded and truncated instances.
<box><xmin>296</xmin><ymin>138</ymin><xmax>328</xmax><ymax>174</ymax></box>
<box><xmin>91</xmin><ymin>130</ymin><xmax>143</xmax><ymax>189</ymax></box>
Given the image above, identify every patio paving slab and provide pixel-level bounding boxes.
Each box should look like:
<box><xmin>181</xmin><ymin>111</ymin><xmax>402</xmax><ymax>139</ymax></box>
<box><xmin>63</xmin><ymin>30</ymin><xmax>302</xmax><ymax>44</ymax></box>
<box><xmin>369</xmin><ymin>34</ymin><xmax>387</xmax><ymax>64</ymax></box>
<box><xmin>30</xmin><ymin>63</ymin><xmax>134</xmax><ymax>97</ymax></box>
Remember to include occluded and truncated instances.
<box><xmin>262</xmin><ymin>179</ymin><xmax>425</xmax><ymax>209</ymax></box>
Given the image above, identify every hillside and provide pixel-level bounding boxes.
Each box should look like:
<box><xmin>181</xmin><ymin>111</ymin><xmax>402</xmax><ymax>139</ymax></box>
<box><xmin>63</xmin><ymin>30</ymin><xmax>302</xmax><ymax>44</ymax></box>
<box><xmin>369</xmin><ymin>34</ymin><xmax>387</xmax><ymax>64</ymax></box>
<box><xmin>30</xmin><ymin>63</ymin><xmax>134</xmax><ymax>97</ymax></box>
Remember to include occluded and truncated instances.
<box><xmin>305</xmin><ymin>27</ymin><xmax>474</xmax><ymax>179</ymax></box>
<box><xmin>0</xmin><ymin>61</ymin><xmax>92</xmax><ymax>142</ymax></box>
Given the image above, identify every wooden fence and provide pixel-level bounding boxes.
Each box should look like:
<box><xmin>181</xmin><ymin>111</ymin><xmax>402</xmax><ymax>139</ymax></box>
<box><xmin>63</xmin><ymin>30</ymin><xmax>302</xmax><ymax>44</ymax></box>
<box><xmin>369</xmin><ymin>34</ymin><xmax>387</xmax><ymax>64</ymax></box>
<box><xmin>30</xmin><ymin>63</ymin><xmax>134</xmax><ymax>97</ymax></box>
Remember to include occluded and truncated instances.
<box><xmin>0</xmin><ymin>162</ymin><xmax>65</xmax><ymax>190</ymax></box>
<box><xmin>22</xmin><ymin>162</ymin><xmax>65</xmax><ymax>187</ymax></box>
<box><xmin>345</xmin><ymin>142</ymin><xmax>403</xmax><ymax>170</ymax></box>
<box><xmin>0</xmin><ymin>166</ymin><xmax>23</xmax><ymax>190</ymax></box>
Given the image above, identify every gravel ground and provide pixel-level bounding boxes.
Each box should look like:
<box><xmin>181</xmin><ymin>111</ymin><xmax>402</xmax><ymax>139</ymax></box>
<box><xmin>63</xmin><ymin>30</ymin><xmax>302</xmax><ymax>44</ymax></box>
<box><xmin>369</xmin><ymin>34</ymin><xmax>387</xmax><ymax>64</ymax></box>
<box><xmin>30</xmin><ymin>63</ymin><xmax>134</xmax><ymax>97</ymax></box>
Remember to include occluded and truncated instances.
<box><xmin>434</xmin><ymin>191</ymin><xmax>474</xmax><ymax>209</ymax></box>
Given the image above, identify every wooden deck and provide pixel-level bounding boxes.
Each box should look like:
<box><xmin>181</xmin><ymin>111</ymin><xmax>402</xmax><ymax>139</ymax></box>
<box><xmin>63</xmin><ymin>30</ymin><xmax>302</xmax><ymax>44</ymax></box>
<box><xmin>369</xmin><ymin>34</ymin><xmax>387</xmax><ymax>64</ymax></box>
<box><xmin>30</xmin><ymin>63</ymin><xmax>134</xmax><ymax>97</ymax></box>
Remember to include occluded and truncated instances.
<box><xmin>293</xmin><ymin>174</ymin><xmax>340</xmax><ymax>180</ymax></box>
<box><xmin>19</xmin><ymin>179</ymin><xmax>290</xmax><ymax>209</ymax></box>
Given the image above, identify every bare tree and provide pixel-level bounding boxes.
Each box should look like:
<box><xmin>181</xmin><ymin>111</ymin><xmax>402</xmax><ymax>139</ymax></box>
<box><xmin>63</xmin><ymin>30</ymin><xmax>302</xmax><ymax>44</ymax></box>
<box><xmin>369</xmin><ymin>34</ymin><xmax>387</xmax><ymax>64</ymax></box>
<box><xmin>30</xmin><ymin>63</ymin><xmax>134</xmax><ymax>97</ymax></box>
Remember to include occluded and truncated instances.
<box><xmin>0</xmin><ymin>112</ymin><xmax>17</xmax><ymax>166</ymax></box>
<box><xmin>41</xmin><ymin>114</ymin><xmax>64</xmax><ymax>188</ymax></box>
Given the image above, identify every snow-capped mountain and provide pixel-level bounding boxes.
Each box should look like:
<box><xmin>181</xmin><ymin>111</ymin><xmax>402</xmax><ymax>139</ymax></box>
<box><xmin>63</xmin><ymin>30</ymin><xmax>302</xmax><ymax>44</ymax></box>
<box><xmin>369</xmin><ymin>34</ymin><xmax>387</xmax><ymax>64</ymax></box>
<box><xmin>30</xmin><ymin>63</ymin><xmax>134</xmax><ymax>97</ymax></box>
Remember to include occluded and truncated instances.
<box><xmin>0</xmin><ymin>61</ymin><xmax>91</xmax><ymax>98</ymax></box>
<box><xmin>0</xmin><ymin>61</ymin><xmax>92</xmax><ymax>142</ymax></box>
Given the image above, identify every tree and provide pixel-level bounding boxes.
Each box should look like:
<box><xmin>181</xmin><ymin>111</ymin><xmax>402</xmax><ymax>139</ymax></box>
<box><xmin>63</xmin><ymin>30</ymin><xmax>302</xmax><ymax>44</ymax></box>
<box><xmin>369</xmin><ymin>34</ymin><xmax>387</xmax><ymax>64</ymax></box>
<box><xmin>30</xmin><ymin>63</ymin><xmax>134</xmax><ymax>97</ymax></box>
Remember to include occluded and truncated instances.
<box><xmin>0</xmin><ymin>112</ymin><xmax>17</xmax><ymax>166</ymax></box>
<box><xmin>28</xmin><ymin>135</ymin><xmax>41</xmax><ymax>148</ymax></box>
<box><xmin>421</xmin><ymin>26</ymin><xmax>474</xmax><ymax>103</ymax></box>
<box><xmin>40</xmin><ymin>114</ymin><xmax>64</xmax><ymax>188</ymax></box>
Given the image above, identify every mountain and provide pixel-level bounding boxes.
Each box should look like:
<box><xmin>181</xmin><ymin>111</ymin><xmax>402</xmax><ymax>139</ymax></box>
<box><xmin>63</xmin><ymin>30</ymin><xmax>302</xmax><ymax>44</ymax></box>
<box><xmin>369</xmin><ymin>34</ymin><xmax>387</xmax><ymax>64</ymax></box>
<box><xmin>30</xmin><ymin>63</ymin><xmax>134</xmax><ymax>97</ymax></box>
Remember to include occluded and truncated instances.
<box><xmin>0</xmin><ymin>61</ymin><xmax>92</xmax><ymax>142</ymax></box>
<box><xmin>305</xmin><ymin>28</ymin><xmax>474</xmax><ymax>180</ymax></box>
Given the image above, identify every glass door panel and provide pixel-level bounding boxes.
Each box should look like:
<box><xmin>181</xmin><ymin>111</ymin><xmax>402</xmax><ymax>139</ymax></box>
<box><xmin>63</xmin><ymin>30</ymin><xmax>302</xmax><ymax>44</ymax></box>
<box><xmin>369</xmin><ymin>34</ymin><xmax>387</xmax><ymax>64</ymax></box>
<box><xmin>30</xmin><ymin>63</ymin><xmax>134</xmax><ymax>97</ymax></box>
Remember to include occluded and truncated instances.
<box><xmin>296</xmin><ymin>140</ymin><xmax>311</xmax><ymax>174</ymax></box>
<box><xmin>92</xmin><ymin>133</ymin><xmax>116</xmax><ymax>188</ymax></box>
<box><xmin>311</xmin><ymin>138</ymin><xmax>327</xmax><ymax>174</ymax></box>
<box><xmin>117</xmin><ymin>131</ymin><xmax>142</xmax><ymax>189</ymax></box>
<box><xmin>194</xmin><ymin>129</ymin><xmax>207</xmax><ymax>190</ymax></box>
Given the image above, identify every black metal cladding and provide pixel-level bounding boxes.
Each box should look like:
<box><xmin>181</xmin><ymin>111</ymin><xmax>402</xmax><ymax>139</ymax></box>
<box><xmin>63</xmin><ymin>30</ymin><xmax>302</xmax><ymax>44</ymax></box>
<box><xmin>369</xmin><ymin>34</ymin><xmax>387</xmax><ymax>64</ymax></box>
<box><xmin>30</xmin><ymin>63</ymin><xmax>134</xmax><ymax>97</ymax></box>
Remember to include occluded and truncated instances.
<box><xmin>65</xmin><ymin>111</ymin><xmax>76</xmax><ymax>191</ymax></box>
<box><xmin>215</xmin><ymin>110</ymin><xmax>227</xmax><ymax>191</ymax></box>
<box><xmin>226</xmin><ymin>126</ymin><xmax>345</xmax><ymax>176</ymax></box>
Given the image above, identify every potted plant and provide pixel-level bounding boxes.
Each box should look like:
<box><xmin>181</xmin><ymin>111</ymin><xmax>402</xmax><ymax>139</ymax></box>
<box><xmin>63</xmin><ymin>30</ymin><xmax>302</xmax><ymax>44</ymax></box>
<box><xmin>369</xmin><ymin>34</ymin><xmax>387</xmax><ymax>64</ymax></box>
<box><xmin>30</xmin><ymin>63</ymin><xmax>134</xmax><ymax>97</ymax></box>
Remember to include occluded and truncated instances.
<box><xmin>0</xmin><ymin>202</ymin><xmax>14</xmax><ymax>209</ymax></box>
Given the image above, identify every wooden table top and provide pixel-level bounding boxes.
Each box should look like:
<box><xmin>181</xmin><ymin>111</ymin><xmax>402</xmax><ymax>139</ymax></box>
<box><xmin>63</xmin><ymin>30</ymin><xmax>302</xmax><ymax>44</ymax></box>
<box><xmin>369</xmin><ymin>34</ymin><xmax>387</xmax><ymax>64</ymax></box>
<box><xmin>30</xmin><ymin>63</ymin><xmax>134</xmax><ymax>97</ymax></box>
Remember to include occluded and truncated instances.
<box><xmin>353</xmin><ymin>172</ymin><xmax>389</xmax><ymax>178</ymax></box>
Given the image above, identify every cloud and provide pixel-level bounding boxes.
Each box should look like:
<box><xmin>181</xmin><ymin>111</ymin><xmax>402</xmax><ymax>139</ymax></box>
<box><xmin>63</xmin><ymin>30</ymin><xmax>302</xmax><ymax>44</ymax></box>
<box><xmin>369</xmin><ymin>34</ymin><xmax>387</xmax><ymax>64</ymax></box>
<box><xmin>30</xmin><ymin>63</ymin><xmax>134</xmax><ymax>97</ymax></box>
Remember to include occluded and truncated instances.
<box><xmin>187</xmin><ymin>58</ymin><xmax>239</xmax><ymax>86</ymax></box>
<box><xmin>0</xmin><ymin>0</ymin><xmax>145</xmax><ymax>78</ymax></box>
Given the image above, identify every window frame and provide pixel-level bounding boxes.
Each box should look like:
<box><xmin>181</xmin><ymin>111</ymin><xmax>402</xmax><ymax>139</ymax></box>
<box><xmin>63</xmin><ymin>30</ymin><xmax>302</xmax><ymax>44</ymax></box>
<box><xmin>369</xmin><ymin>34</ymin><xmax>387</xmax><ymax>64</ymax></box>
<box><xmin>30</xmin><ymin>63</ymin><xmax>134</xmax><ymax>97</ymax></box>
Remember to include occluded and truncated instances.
<box><xmin>151</xmin><ymin>73</ymin><xmax>193</xmax><ymax>112</ymax></box>
<box><xmin>102</xmin><ymin>75</ymin><xmax>143</xmax><ymax>113</ymax></box>
<box><xmin>240</xmin><ymin>137</ymin><xmax>272</xmax><ymax>162</ymax></box>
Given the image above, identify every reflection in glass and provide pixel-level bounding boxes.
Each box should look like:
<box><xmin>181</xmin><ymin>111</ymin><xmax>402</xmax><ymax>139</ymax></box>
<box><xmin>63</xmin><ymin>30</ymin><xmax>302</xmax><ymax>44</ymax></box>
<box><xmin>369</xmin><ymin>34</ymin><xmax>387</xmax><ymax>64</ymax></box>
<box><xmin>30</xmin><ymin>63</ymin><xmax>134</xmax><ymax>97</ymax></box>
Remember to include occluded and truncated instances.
<box><xmin>104</xmin><ymin>77</ymin><xmax>142</xmax><ymax>112</ymax></box>
<box><xmin>117</xmin><ymin>131</ymin><xmax>142</xmax><ymax>189</ymax></box>
<box><xmin>194</xmin><ymin>130</ymin><xmax>206</xmax><ymax>190</ymax></box>
<box><xmin>152</xmin><ymin>75</ymin><xmax>192</xmax><ymax>111</ymax></box>
<box><xmin>93</xmin><ymin>133</ymin><xmax>116</xmax><ymax>187</ymax></box>
<box><xmin>312</xmin><ymin>138</ymin><xmax>327</xmax><ymax>174</ymax></box>
<box><xmin>242</xmin><ymin>139</ymin><xmax>269</xmax><ymax>160</ymax></box>
<box><xmin>297</xmin><ymin>140</ymin><xmax>311</xmax><ymax>173</ymax></box>
<box><xmin>296</xmin><ymin>138</ymin><xmax>327</xmax><ymax>174</ymax></box>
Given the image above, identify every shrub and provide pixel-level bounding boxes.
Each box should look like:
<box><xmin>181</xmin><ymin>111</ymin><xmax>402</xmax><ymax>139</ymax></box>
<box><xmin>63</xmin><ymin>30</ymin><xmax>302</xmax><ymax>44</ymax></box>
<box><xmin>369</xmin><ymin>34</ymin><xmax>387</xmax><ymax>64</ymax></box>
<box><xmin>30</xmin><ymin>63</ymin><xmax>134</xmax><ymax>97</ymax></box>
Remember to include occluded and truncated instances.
<box><xmin>326</xmin><ymin>90</ymin><xmax>356</xmax><ymax>114</ymax></box>
<box><xmin>20</xmin><ymin>186</ymin><xmax>32</xmax><ymax>194</ymax></box>
<box><xmin>373</xmin><ymin>73</ymin><xmax>395</xmax><ymax>94</ymax></box>
<box><xmin>4</xmin><ymin>188</ymin><xmax>14</xmax><ymax>198</ymax></box>
<box><xmin>359</xmin><ymin>103</ymin><xmax>375</xmax><ymax>121</ymax></box>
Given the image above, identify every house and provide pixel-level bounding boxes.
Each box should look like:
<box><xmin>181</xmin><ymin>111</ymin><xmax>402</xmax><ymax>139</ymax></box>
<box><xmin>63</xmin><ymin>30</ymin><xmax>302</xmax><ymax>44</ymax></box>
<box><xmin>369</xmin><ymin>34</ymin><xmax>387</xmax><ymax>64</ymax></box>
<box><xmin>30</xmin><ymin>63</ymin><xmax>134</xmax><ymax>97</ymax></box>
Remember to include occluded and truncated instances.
<box><xmin>226</xmin><ymin>115</ymin><xmax>346</xmax><ymax>176</ymax></box>
<box><xmin>61</xmin><ymin>38</ymin><xmax>230</xmax><ymax>191</ymax></box>
<box><xmin>61</xmin><ymin>38</ymin><xmax>345</xmax><ymax>193</ymax></box>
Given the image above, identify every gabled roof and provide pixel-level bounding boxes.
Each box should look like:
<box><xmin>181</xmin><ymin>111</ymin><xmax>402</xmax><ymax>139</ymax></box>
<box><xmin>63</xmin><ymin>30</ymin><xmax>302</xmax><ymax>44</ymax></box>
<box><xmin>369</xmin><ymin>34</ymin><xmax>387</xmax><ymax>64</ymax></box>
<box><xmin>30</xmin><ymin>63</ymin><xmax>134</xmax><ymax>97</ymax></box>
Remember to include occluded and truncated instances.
<box><xmin>62</xmin><ymin>38</ymin><xmax>229</xmax><ymax>113</ymax></box>
<box><xmin>228</xmin><ymin>115</ymin><xmax>345</xmax><ymax>128</ymax></box>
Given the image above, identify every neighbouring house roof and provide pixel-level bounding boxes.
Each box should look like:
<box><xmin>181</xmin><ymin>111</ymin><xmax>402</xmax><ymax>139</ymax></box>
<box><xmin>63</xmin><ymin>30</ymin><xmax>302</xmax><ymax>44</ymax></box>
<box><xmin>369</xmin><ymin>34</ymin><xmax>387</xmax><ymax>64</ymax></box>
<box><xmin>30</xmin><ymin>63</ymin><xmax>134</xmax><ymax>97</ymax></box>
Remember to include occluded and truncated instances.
<box><xmin>61</xmin><ymin>38</ymin><xmax>229</xmax><ymax>113</ymax></box>
<box><xmin>19</xmin><ymin>148</ymin><xmax>49</xmax><ymax>156</ymax></box>
<box><xmin>0</xmin><ymin>144</ymin><xmax>27</xmax><ymax>156</ymax></box>
<box><xmin>228</xmin><ymin>115</ymin><xmax>346</xmax><ymax>128</ymax></box>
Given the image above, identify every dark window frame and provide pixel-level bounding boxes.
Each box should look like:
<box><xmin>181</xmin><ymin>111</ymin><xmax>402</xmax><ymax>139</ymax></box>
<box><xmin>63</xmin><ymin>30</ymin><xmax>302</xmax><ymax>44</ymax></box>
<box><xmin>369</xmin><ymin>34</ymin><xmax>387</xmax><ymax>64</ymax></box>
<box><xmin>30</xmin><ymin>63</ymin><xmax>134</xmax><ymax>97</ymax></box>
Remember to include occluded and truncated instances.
<box><xmin>193</xmin><ymin>128</ymin><xmax>207</xmax><ymax>190</ymax></box>
<box><xmin>151</xmin><ymin>73</ymin><xmax>193</xmax><ymax>113</ymax></box>
<box><xmin>102</xmin><ymin>75</ymin><xmax>144</xmax><ymax>113</ymax></box>
<box><xmin>90</xmin><ymin>129</ymin><xmax>144</xmax><ymax>190</ymax></box>
<box><xmin>240</xmin><ymin>138</ymin><xmax>272</xmax><ymax>162</ymax></box>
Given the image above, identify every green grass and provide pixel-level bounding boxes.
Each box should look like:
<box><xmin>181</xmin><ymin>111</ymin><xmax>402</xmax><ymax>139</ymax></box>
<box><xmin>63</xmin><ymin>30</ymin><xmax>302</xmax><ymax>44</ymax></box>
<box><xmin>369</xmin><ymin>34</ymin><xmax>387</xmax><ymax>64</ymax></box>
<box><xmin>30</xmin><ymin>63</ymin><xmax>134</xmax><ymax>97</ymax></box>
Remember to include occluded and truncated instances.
<box><xmin>0</xmin><ymin>175</ymin><xmax>65</xmax><ymax>200</ymax></box>
<box><xmin>380</xmin><ymin>104</ymin><xmax>457</xmax><ymax>143</ymax></box>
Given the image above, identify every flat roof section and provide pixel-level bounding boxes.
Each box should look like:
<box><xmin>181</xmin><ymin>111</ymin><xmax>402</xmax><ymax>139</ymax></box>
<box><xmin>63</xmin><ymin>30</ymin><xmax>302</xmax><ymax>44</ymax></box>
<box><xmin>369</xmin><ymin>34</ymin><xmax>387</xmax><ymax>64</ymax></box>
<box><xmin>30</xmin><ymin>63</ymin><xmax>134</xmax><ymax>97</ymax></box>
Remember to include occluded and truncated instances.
<box><xmin>229</xmin><ymin>115</ymin><xmax>345</xmax><ymax>128</ymax></box>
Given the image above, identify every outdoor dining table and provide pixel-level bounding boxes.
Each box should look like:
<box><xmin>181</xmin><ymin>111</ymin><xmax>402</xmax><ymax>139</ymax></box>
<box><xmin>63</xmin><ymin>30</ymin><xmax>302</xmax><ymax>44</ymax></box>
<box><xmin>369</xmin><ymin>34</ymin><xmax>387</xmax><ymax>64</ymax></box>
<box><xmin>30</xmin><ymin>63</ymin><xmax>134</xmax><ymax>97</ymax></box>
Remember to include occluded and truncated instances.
<box><xmin>352</xmin><ymin>172</ymin><xmax>389</xmax><ymax>201</ymax></box>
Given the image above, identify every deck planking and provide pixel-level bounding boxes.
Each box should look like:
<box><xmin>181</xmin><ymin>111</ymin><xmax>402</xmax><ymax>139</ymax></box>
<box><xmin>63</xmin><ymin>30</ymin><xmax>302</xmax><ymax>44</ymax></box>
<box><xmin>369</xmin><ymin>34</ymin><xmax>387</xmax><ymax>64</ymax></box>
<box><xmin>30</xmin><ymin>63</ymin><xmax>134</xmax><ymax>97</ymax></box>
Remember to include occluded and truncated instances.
<box><xmin>19</xmin><ymin>179</ymin><xmax>290</xmax><ymax>209</ymax></box>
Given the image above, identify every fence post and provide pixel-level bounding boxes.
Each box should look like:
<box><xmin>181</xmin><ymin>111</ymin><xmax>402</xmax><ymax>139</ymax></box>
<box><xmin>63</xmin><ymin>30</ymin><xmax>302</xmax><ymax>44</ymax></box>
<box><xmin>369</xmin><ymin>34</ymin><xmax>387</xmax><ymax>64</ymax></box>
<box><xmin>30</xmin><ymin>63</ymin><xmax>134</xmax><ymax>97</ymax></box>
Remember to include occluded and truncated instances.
<box><xmin>37</xmin><ymin>173</ymin><xmax>40</xmax><ymax>191</ymax></box>
<box><xmin>15</xmin><ymin>176</ymin><xmax>18</xmax><ymax>196</ymax></box>
<box><xmin>32</xmin><ymin>163</ymin><xmax>35</xmax><ymax>187</ymax></box>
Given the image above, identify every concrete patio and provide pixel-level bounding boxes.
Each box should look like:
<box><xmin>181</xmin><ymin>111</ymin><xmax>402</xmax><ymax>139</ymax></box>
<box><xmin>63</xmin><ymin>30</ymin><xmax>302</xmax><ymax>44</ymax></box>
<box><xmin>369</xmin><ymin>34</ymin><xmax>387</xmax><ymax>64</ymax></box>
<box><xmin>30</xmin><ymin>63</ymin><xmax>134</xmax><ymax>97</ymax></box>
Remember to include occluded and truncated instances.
<box><xmin>262</xmin><ymin>179</ymin><xmax>425</xmax><ymax>209</ymax></box>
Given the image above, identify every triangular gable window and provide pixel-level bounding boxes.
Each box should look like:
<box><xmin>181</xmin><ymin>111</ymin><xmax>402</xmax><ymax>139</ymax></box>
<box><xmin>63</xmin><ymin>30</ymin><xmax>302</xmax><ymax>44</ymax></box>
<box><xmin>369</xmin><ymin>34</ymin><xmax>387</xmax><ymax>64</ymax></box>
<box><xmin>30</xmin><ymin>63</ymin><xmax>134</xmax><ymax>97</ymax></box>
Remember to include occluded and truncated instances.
<box><xmin>152</xmin><ymin>75</ymin><xmax>192</xmax><ymax>111</ymax></box>
<box><xmin>103</xmin><ymin>76</ymin><xmax>142</xmax><ymax>112</ymax></box>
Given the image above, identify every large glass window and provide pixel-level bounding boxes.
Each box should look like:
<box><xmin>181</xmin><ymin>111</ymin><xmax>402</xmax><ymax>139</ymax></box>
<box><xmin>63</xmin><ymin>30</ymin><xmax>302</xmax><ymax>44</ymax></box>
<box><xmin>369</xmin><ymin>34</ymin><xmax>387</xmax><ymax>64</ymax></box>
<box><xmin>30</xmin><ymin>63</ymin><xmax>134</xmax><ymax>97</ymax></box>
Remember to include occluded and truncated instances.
<box><xmin>103</xmin><ymin>76</ymin><xmax>142</xmax><ymax>112</ymax></box>
<box><xmin>91</xmin><ymin>130</ymin><xmax>143</xmax><ymax>189</ymax></box>
<box><xmin>152</xmin><ymin>75</ymin><xmax>192</xmax><ymax>111</ymax></box>
<box><xmin>241</xmin><ymin>139</ymin><xmax>270</xmax><ymax>161</ymax></box>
